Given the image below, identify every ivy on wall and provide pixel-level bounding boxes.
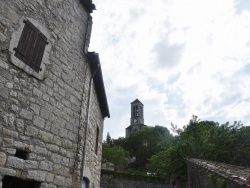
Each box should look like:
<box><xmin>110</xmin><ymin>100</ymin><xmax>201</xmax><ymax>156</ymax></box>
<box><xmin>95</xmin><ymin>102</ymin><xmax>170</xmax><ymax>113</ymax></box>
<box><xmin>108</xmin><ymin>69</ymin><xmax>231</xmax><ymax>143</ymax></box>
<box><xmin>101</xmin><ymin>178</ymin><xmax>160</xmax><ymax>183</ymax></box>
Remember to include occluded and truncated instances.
<box><xmin>208</xmin><ymin>173</ymin><xmax>226</xmax><ymax>188</ymax></box>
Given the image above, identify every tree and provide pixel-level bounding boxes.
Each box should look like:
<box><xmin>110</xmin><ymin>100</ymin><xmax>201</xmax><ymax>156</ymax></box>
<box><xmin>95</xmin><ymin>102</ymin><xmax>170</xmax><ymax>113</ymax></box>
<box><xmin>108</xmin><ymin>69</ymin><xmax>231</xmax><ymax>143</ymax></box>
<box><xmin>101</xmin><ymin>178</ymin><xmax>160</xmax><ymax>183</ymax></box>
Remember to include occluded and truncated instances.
<box><xmin>122</xmin><ymin>126</ymin><xmax>173</xmax><ymax>170</ymax></box>
<box><xmin>105</xmin><ymin>132</ymin><xmax>113</xmax><ymax>146</ymax></box>
<box><xmin>102</xmin><ymin>143</ymin><xmax>129</xmax><ymax>171</ymax></box>
<box><xmin>147</xmin><ymin>116</ymin><xmax>250</xmax><ymax>182</ymax></box>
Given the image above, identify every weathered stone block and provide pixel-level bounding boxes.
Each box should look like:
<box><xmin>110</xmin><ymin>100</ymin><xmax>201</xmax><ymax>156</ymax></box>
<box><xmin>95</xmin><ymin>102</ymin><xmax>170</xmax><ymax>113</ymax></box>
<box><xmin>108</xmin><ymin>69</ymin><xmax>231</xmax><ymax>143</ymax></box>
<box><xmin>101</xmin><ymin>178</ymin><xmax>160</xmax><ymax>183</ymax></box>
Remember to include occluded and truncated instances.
<box><xmin>33</xmin><ymin>87</ymin><xmax>43</xmax><ymax>97</ymax></box>
<box><xmin>51</xmin><ymin>153</ymin><xmax>62</xmax><ymax>164</ymax></box>
<box><xmin>46</xmin><ymin>144</ymin><xmax>59</xmax><ymax>153</ymax></box>
<box><xmin>39</xmin><ymin>161</ymin><xmax>52</xmax><ymax>171</ymax></box>
<box><xmin>6</xmin><ymin>156</ymin><xmax>24</xmax><ymax>169</ymax></box>
<box><xmin>2</xmin><ymin>138</ymin><xmax>13</xmax><ymax>147</ymax></box>
<box><xmin>0</xmin><ymin>167</ymin><xmax>16</xmax><ymax>176</ymax></box>
<box><xmin>62</xmin><ymin>139</ymin><xmax>73</xmax><ymax>149</ymax></box>
<box><xmin>25</xmin><ymin>160</ymin><xmax>38</xmax><ymax>169</ymax></box>
<box><xmin>25</xmin><ymin>126</ymin><xmax>38</xmax><ymax>137</ymax></box>
<box><xmin>0</xmin><ymin>152</ymin><xmax>6</xmax><ymax>165</ymax></box>
<box><xmin>40</xmin><ymin>182</ymin><xmax>48</xmax><ymax>188</ymax></box>
<box><xmin>0</xmin><ymin>68</ymin><xmax>12</xmax><ymax>80</ymax></box>
<box><xmin>10</xmin><ymin>104</ymin><xmax>19</xmax><ymax>113</ymax></box>
<box><xmin>27</xmin><ymin>170</ymin><xmax>46</xmax><ymax>181</ymax></box>
<box><xmin>13</xmin><ymin>141</ymin><xmax>33</xmax><ymax>152</ymax></box>
<box><xmin>34</xmin><ymin>146</ymin><xmax>47</xmax><ymax>156</ymax></box>
<box><xmin>40</xmin><ymin>108</ymin><xmax>50</xmax><ymax>119</ymax></box>
<box><xmin>47</xmin><ymin>184</ymin><xmax>56</xmax><ymax>188</ymax></box>
<box><xmin>46</xmin><ymin>173</ymin><xmax>54</xmax><ymax>182</ymax></box>
<box><xmin>39</xmin><ymin>131</ymin><xmax>53</xmax><ymax>143</ymax></box>
<box><xmin>65</xmin><ymin>177</ymin><xmax>73</xmax><ymax>187</ymax></box>
<box><xmin>0</xmin><ymin>59</ymin><xmax>9</xmax><ymax>70</ymax></box>
<box><xmin>30</xmin><ymin>103</ymin><xmax>40</xmax><ymax>115</ymax></box>
<box><xmin>10</xmin><ymin>90</ymin><xmax>17</xmax><ymax>97</ymax></box>
<box><xmin>54</xmin><ymin>175</ymin><xmax>65</xmax><ymax>186</ymax></box>
<box><xmin>18</xmin><ymin>93</ymin><xmax>27</xmax><ymax>104</ymax></box>
<box><xmin>6</xmin><ymin>148</ymin><xmax>16</xmax><ymax>155</ymax></box>
<box><xmin>16</xmin><ymin>118</ymin><xmax>24</xmax><ymax>132</ymax></box>
<box><xmin>2</xmin><ymin>128</ymin><xmax>18</xmax><ymax>138</ymax></box>
<box><xmin>33</xmin><ymin>115</ymin><xmax>45</xmax><ymax>129</ymax></box>
<box><xmin>42</xmin><ymin>93</ymin><xmax>50</xmax><ymax>102</ymax></box>
<box><xmin>52</xmin><ymin>164</ymin><xmax>63</xmax><ymax>175</ymax></box>
<box><xmin>0</xmin><ymin>1</ymin><xmax>20</xmax><ymax>23</ymax></box>
<box><xmin>52</xmin><ymin>136</ymin><xmax>61</xmax><ymax>146</ymax></box>
<box><xmin>20</xmin><ymin>109</ymin><xmax>33</xmax><ymax>120</ymax></box>
<box><xmin>0</xmin><ymin>87</ymin><xmax>8</xmax><ymax>99</ymax></box>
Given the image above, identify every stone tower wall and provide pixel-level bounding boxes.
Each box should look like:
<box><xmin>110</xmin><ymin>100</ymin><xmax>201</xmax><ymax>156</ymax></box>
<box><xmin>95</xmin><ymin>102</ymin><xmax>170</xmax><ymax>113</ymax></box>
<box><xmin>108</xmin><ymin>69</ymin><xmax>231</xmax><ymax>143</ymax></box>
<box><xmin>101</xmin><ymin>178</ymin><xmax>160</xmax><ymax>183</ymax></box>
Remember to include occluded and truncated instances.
<box><xmin>0</xmin><ymin>0</ymin><xmax>104</xmax><ymax>188</ymax></box>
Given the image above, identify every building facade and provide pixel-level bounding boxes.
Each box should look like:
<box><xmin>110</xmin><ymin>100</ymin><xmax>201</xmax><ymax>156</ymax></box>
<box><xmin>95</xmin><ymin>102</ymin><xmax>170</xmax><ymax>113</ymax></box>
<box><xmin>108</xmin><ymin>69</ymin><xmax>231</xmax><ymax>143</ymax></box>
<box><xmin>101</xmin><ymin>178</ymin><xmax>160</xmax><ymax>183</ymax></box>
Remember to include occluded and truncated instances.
<box><xmin>0</xmin><ymin>0</ymin><xmax>109</xmax><ymax>188</ymax></box>
<box><xmin>126</xmin><ymin>99</ymin><xmax>146</xmax><ymax>137</ymax></box>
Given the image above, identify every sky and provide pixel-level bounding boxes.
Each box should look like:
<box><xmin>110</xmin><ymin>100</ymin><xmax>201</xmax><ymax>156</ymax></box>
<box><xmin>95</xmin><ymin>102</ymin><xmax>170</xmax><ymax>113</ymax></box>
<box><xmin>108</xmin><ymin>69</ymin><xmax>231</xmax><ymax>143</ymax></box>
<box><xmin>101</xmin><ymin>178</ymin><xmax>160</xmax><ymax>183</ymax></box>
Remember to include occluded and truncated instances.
<box><xmin>89</xmin><ymin>0</ymin><xmax>250</xmax><ymax>139</ymax></box>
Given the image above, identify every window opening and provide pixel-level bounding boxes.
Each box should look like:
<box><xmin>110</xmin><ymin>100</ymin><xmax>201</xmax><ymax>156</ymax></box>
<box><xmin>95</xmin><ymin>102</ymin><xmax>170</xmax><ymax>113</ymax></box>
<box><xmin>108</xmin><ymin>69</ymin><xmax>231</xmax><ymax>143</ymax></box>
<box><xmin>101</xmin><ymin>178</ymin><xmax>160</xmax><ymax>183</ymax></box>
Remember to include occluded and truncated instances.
<box><xmin>14</xmin><ymin>19</ymin><xmax>48</xmax><ymax>72</ymax></box>
<box><xmin>133</xmin><ymin>106</ymin><xmax>136</xmax><ymax>116</ymax></box>
<box><xmin>82</xmin><ymin>177</ymin><xmax>89</xmax><ymax>188</ymax></box>
<box><xmin>2</xmin><ymin>176</ymin><xmax>41</xmax><ymax>188</ymax></box>
<box><xmin>15</xmin><ymin>150</ymin><xmax>29</xmax><ymax>160</ymax></box>
<box><xmin>95</xmin><ymin>127</ymin><xmax>99</xmax><ymax>155</ymax></box>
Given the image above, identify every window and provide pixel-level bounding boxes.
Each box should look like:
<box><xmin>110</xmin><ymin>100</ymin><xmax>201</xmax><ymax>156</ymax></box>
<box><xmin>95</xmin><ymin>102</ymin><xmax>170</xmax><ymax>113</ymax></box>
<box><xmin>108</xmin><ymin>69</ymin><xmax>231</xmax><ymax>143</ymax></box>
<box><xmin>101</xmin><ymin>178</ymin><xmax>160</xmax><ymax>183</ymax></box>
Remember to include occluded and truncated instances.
<box><xmin>15</xmin><ymin>150</ymin><xmax>29</xmax><ymax>160</ymax></box>
<box><xmin>2</xmin><ymin>176</ymin><xmax>40</xmax><ymax>188</ymax></box>
<box><xmin>14</xmin><ymin>19</ymin><xmax>48</xmax><ymax>72</ymax></box>
<box><xmin>95</xmin><ymin>126</ymin><xmax>99</xmax><ymax>155</ymax></box>
<box><xmin>81</xmin><ymin>177</ymin><xmax>89</xmax><ymax>188</ymax></box>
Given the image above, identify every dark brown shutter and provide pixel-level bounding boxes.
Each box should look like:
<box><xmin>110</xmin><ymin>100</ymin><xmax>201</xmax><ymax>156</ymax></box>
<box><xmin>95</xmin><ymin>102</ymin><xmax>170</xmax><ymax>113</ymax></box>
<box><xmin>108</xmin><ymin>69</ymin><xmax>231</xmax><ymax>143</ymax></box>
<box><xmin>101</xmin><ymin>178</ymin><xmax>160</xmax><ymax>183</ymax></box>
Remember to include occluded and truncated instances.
<box><xmin>14</xmin><ymin>22</ymin><xmax>31</xmax><ymax>62</ymax></box>
<box><xmin>14</xmin><ymin>19</ymin><xmax>48</xmax><ymax>72</ymax></box>
<box><xmin>31</xmin><ymin>32</ymin><xmax>47</xmax><ymax>72</ymax></box>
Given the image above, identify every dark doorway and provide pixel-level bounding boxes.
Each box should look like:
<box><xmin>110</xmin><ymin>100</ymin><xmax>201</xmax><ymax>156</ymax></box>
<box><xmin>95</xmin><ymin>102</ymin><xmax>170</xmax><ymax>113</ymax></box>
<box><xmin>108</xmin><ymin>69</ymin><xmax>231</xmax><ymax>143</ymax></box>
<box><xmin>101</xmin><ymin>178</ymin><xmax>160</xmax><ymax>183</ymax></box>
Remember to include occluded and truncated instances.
<box><xmin>2</xmin><ymin>176</ymin><xmax>40</xmax><ymax>188</ymax></box>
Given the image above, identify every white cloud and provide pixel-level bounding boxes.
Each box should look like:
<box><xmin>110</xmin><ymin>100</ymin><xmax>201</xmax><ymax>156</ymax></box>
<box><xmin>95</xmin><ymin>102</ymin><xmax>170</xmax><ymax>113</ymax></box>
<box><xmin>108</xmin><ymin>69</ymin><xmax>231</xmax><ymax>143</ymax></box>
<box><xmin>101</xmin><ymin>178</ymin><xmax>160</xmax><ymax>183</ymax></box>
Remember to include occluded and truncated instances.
<box><xmin>90</xmin><ymin>0</ymin><xmax>250</xmax><ymax>138</ymax></box>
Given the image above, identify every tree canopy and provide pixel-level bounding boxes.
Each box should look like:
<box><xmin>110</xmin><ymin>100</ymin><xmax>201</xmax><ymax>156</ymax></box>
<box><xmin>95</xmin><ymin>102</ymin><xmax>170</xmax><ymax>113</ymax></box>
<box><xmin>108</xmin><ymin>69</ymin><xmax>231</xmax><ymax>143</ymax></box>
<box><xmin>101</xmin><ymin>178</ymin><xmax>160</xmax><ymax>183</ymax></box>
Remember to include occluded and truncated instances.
<box><xmin>147</xmin><ymin>116</ymin><xmax>250</xmax><ymax>181</ymax></box>
<box><xmin>102</xmin><ymin>117</ymin><xmax>250</xmax><ymax>183</ymax></box>
<box><xmin>102</xmin><ymin>143</ymin><xmax>129</xmax><ymax>171</ymax></box>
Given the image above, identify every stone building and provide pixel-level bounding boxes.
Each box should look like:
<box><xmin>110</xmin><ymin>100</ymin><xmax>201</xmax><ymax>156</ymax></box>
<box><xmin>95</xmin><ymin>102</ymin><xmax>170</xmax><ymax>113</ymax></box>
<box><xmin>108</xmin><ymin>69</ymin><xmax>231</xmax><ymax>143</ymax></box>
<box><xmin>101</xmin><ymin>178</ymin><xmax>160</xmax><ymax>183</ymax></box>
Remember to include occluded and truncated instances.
<box><xmin>126</xmin><ymin>99</ymin><xmax>146</xmax><ymax>137</ymax></box>
<box><xmin>188</xmin><ymin>158</ymin><xmax>250</xmax><ymax>188</ymax></box>
<box><xmin>0</xmin><ymin>0</ymin><xmax>109</xmax><ymax>188</ymax></box>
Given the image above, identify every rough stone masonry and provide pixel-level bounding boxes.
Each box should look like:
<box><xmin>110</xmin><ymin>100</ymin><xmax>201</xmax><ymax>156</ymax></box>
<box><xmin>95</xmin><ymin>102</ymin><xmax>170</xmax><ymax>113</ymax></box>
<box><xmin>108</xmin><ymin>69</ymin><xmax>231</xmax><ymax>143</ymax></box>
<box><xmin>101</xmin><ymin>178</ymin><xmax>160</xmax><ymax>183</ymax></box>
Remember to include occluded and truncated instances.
<box><xmin>0</xmin><ymin>0</ymin><xmax>109</xmax><ymax>188</ymax></box>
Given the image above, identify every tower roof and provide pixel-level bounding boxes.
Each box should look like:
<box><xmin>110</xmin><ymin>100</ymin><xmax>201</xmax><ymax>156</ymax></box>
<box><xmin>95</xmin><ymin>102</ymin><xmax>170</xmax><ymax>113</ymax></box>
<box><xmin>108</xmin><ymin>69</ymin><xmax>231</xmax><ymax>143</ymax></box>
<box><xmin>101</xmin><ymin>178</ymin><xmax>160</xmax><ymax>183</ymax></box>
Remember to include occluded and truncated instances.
<box><xmin>131</xmin><ymin>99</ymin><xmax>143</xmax><ymax>105</ymax></box>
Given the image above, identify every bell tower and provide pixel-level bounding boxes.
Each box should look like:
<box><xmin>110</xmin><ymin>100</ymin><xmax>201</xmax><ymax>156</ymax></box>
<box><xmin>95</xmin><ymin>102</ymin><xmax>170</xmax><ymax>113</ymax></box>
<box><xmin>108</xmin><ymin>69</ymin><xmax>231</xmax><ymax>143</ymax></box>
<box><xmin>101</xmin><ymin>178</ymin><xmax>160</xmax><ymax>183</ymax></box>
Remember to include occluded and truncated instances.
<box><xmin>126</xmin><ymin>99</ymin><xmax>146</xmax><ymax>137</ymax></box>
<box><xmin>130</xmin><ymin>99</ymin><xmax>144</xmax><ymax>125</ymax></box>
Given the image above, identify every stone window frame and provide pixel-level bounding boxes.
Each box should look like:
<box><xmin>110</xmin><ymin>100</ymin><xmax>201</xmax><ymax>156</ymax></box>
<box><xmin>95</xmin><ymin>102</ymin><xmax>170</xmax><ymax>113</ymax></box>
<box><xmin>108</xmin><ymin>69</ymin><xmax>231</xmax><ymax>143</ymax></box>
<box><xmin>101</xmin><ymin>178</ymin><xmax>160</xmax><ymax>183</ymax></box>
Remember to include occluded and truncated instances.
<box><xmin>14</xmin><ymin>19</ymin><xmax>48</xmax><ymax>73</ymax></box>
<box><xmin>9</xmin><ymin>17</ymin><xmax>51</xmax><ymax>80</ymax></box>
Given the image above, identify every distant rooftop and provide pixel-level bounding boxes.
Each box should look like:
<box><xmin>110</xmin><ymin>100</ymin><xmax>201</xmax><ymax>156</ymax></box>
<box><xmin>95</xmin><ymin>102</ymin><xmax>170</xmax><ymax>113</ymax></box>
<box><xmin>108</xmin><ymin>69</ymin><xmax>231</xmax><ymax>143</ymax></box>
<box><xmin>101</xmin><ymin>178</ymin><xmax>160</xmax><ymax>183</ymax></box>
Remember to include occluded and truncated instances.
<box><xmin>189</xmin><ymin>158</ymin><xmax>250</xmax><ymax>186</ymax></box>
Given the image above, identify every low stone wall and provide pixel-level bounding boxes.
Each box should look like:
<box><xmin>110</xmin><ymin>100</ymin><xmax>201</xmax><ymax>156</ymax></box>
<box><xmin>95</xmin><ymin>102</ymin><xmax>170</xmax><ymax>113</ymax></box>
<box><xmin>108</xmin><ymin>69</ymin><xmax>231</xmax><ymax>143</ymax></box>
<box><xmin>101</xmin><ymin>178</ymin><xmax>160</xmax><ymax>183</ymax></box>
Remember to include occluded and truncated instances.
<box><xmin>101</xmin><ymin>174</ymin><xmax>170</xmax><ymax>188</ymax></box>
<box><xmin>187</xmin><ymin>158</ymin><xmax>249</xmax><ymax>188</ymax></box>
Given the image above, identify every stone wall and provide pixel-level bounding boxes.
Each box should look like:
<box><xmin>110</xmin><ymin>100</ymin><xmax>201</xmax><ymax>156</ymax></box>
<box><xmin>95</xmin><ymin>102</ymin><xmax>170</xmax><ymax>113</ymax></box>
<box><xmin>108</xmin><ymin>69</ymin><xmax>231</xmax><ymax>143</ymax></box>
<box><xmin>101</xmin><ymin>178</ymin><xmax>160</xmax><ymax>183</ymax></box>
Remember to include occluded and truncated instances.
<box><xmin>101</xmin><ymin>174</ymin><xmax>171</xmax><ymax>188</ymax></box>
<box><xmin>0</xmin><ymin>0</ymin><xmax>107</xmax><ymax>188</ymax></box>
<box><xmin>187</xmin><ymin>158</ymin><xmax>249</xmax><ymax>188</ymax></box>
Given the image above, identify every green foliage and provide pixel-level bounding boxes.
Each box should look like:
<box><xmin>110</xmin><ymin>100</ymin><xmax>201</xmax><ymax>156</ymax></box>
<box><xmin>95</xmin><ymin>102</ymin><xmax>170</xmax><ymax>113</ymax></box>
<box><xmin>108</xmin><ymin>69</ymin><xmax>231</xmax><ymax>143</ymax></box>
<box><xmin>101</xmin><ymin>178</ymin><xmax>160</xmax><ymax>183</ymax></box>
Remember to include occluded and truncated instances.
<box><xmin>122</xmin><ymin>126</ymin><xmax>173</xmax><ymax>169</ymax></box>
<box><xmin>147</xmin><ymin>115</ymin><xmax>250</xmax><ymax>182</ymax></box>
<box><xmin>102</xmin><ymin>143</ymin><xmax>129</xmax><ymax>170</ymax></box>
<box><xmin>101</xmin><ymin>170</ymin><xmax>167</xmax><ymax>184</ymax></box>
<box><xmin>104</xmin><ymin>116</ymin><xmax>250</xmax><ymax>184</ymax></box>
<box><xmin>208</xmin><ymin>173</ymin><xmax>226</xmax><ymax>188</ymax></box>
<box><xmin>106</xmin><ymin>132</ymin><xmax>112</xmax><ymax>146</ymax></box>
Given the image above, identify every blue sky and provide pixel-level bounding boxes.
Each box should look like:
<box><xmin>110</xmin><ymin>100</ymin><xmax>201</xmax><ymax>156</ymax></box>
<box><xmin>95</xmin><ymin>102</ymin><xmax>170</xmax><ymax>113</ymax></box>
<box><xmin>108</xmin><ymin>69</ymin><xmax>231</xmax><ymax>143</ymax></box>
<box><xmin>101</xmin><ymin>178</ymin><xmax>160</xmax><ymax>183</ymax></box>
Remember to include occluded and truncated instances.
<box><xmin>89</xmin><ymin>0</ymin><xmax>250</xmax><ymax>139</ymax></box>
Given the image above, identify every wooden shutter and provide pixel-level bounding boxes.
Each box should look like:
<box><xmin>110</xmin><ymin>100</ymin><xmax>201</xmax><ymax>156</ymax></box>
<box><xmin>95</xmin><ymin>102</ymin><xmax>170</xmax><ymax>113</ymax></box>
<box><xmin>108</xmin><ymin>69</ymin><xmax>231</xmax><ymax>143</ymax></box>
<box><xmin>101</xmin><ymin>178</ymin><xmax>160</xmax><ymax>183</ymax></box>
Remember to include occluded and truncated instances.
<box><xmin>14</xmin><ymin>20</ymin><xmax>48</xmax><ymax>72</ymax></box>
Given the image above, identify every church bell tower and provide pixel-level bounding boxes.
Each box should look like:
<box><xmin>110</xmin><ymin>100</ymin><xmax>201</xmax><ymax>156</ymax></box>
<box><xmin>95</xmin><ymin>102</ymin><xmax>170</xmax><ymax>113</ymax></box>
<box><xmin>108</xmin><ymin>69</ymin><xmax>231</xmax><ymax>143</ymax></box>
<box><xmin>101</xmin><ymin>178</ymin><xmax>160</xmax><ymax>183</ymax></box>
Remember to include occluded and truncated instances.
<box><xmin>126</xmin><ymin>99</ymin><xmax>146</xmax><ymax>137</ymax></box>
<box><xmin>130</xmin><ymin>99</ymin><xmax>144</xmax><ymax>125</ymax></box>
